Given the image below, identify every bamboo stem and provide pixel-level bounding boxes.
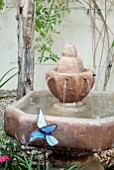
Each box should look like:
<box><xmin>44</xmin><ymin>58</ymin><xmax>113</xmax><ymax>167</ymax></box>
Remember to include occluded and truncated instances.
<box><xmin>93</xmin><ymin>0</ymin><xmax>96</xmax><ymax>69</ymax></box>
<box><xmin>98</xmin><ymin>0</ymin><xmax>107</xmax><ymax>77</ymax></box>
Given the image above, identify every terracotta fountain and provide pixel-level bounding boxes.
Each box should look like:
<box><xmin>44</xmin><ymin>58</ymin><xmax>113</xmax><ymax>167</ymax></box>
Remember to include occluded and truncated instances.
<box><xmin>46</xmin><ymin>44</ymin><xmax>95</xmax><ymax>105</ymax></box>
<box><xmin>4</xmin><ymin>44</ymin><xmax>114</xmax><ymax>169</ymax></box>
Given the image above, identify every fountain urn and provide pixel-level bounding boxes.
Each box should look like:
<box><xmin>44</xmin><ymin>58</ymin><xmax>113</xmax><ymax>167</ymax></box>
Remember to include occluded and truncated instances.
<box><xmin>46</xmin><ymin>44</ymin><xmax>95</xmax><ymax>104</ymax></box>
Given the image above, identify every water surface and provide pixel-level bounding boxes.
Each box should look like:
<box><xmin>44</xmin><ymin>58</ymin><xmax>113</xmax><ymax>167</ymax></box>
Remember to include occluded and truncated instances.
<box><xmin>17</xmin><ymin>91</ymin><xmax>114</xmax><ymax>119</ymax></box>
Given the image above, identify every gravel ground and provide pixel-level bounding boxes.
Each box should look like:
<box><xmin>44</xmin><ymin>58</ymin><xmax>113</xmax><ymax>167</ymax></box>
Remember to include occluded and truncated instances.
<box><xmin>0</xmin><ymin>89</ymin><xmax>16</xmax><ymax>115</ymax></box>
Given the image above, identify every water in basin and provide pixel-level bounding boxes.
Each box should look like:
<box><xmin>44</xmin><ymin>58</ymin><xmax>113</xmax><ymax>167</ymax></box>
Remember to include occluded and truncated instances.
<box><xmin>16</xmin><ymin>91</ymin><xmax>114</xmax><ymax>119</ymax></box>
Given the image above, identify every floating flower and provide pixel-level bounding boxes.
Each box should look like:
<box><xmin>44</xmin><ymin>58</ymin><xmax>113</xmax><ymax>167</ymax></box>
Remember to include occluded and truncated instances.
<box><xmin>0</xmin><ymin>155</ymin><xmax>10</xmax><ymax>163</ymax></box>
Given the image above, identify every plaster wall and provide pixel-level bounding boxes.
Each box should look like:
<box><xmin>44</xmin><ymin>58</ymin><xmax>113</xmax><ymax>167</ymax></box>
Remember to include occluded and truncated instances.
<box><xmin>0</xmin><ymin>1</ymin><xmax>114</xmax><ymax>91</ymax></box>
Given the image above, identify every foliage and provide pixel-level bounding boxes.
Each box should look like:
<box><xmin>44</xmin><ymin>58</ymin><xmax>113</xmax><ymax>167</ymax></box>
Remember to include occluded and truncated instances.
<box><xmin>34</xmin><ymin>0</ymin><xmax>69</xmax><ymax>63</ymax></box>
<box><xmin>15</xmin><ymin>153</ymin><xmax>35</xmax><ymax>170</ymax></box>
<box><xmin>0</xmin><ymin>132</ymin><xmax>22</xmax><ymax>169</ymax></box>
<box><xmin>102</xmin><ymin>163</ymin><xmax>109</xmax><ymax>170</ymax></box>
<box><xmin>65</xmin><ymin>162</ymin><xmax>84</xmax><ymax>170</ymax></box>
<box><xmin>0</xmin><ymin>129</ymin><xmax>85</xmax><ymax>170</ymax></box>
<box><xmin>0</xmin><ymin>0</ymin><xmax>4</xmax><ymax>10</ymax></box>
<box><xmin>34</xmin><ymin>0</ymin><xmax>114</xmax><ymax>89</ymax></box>
<box><xmin>74</xmin><ymin>0</ymin><xmax>114</xmax><ymax>90</ymax></box>
<box><xmin>0</xmin><ymin>68</ymin><xmax>17</xmax><ymax>99</ymax></box>
<box><xmin>102</xmin><ymin>162</ymin><xmax>114</xmax><ymax>170</ymax></box>
<box><xmin>0</xmin><ymin>117</ymin><xmax>47</xmax><ymax>170</ymax></box>
<box><xmin>0</xmin><ymin>131</ymin><xmax>40</xmax><ymax>169</ymax></box>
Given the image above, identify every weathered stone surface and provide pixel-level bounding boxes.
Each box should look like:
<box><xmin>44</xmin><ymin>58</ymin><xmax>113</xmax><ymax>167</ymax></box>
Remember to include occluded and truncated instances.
<box><xmin>4</xmin><ymin>91</ymin><xmax>114</xmax><ymax>152</ymax></box>
<box><xmin>57</xmin><ymin>44</ymin><xmax>83</xmax><ymax>73</ymax></box>
<box><xmin>46</xmin><ymin>44</ymin><xmax>95</xmax><ymax>103</ymax></box>
<box><xmin>49</xmin><ymin>154</ymin><xmax>104</xmax><ymax>170</ymax></box>
<box><xmin>46</xmin><ymin>69</ymin><xmax>94</xmax><ymax>103</ymax></box>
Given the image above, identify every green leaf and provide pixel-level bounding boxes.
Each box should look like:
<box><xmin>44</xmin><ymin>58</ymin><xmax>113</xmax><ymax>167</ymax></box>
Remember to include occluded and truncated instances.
<box><xmin>87</xmin><ymin>9</ymin><xmax>90</xmax><ymax>14</ymax></box>
<box><xmin>35</xmin><ymin>0</ymin><xmax>69</xmax><ymax>63</ymax></box>
<box><xmin>97</xmin><ymin>8</ymin><xmax>102</xmax><ymax>16</ymax></box>
<box><xmin>0</xmin><ymin>67</ymin><xmax>17</xmax><ymax>83</ymax></box>
<box><xmin>67</xmin><ymin>163</ymin><xmax>78</xmax><ymax>170</ymax></box>
<box><xmin>0</xmin><ymin>72</ymin><xmax>17</xmax><ymax>88</ymax></box>
<box><xmin>112</xmin><ymin>40</ymin><xmax>114</xmax><ymax>47</ymax></box>
<box><xmin>14</xmin><ymin>155</ymin><xmax>27</xmax><ymax>164</ymax></box>
<box><xmin>65</xmin><ymin>163</ymin><xmax>84</xmax><ymax>170</ymax></box>
<box><xmin>0</xmin><ymin>95</ymin><xmax>15</xmax><ymax>99</ymax></box>
<box><xmin>0</xmin><ymin>0</ymin><xmax>4</xmax><ymax>10</ymax></box>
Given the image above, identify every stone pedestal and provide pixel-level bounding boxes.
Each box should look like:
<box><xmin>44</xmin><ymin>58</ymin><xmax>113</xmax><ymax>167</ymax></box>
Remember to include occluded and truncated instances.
<box><xmin>49</xmin><ymin>153</ymin><xmax>104</xmax><ymax>170</ymax></box>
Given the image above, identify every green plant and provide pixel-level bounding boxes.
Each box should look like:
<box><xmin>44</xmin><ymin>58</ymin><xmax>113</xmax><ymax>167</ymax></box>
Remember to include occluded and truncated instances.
<box><xmin>74</xmin><ymin>0</ymin><xmax>114</xmax><ymax>90</ymax></box>
<box><xmin>14</xmin><ymin>152</ymin><xmax>48</xmax><ymax>170</ymax></box>
<box><xmin>0</xmin><ymin>134</ymin><xmax>22</xmax><ymax>169</ymax></box>
<box><xmin>0</xmin><ymin>68</ymin><xmax>17</xmax><ymax>88</ymax></box>
<box><xmin>0</xmin><ymin>0</ymin><xmax>4</xmax><ymax>10</ymax></box>
<box><xmin>102</xmin><ymin>161</ymin><xmax>114</xmax><ymax>170</ymax></box>
<box><xmin>102</xmin><ymin>163</ymin><xmax>109</xmax><ymax>170</ymax></box>
<box><xmin>15</xmin><ymin>153</ymin><xmax>34</xmax><ymax>170</ymax></box>
<box><xmin>0</xmin><ymin>127</ymin><xmax>48</xmax><ymax>170</ymax></box>
<box><xmin>63</xmin><ymin>0</ymin><xmax>114</xmax><ymax>90</ymax></box>
<box><xmin>0</xmin><ymin>116</ymin><xmax>21</xmax><ymax>169</ymax></box>
<box><xmin>64</xmin><ymin>162</ymin><xmax>84</xmax><ymax>170</ymax></box>
<box><xmin>0</xmin><ymin>68</ymin><xmax>17</xmax><ymax>99</ymax></box>
<box><xmin>34</xmin><ymin>0</ymin><xmax>69</xmax><ymax>63</ymax></box>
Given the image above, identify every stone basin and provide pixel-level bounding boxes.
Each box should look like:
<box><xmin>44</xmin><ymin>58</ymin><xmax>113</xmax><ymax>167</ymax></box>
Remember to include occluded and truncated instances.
<box><xmin>4</xmin><ymin>90</ymin><xmax>114</xmax><ymax>152</ymax></box>
<box><xmin>46</xmin><ymin>68</ymin><xmax>94</xmax><ymax>103</ymax></box>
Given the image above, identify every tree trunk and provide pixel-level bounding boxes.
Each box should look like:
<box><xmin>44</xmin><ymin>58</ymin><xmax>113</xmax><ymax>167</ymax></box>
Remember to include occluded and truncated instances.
<box><xmin>16</xmin><ymin>0</ymin><xmax>35</xmax><ymax>100</ymax></box>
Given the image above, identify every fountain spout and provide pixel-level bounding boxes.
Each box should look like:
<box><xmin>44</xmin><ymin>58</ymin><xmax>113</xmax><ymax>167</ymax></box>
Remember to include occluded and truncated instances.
<box><xmin>46</xmin><ymin>44</ymin><xmax>95</xmax><ymax>104</ymax></box>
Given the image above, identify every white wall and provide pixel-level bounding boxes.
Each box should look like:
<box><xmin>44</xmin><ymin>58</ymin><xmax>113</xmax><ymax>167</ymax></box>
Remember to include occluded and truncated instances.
<box><xmin>0</xmin><ymin>1</ymin><xmax>114</xmax><ymax>91</ymax></box>
<box><xmin>0</xmin><ymin>0</ymin><xmax>18</xmax><ymax>90</ymax></box>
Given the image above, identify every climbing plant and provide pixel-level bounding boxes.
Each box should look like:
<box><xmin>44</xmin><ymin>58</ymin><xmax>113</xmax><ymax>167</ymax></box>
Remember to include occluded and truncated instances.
<box><xmin>0</xmin><ymin>0</ymin><xmax>4</xmax><ymax>10</ymax></box>
<box><xmin>34</xmin><ymin>0</ymin><xmax>114</xmax><ymax>90</ymax></box>
<box><xmin>34</xmin><ymin>0</ymin><xmax>69</xmax><ymax>63</ymax></box>
<box><xmin>72</xmin><ymin>0</ymin><xmax>114</xmax><ymax>90</ymax></box>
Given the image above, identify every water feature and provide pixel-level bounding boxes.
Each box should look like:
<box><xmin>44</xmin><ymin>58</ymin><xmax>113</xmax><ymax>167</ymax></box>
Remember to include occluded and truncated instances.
<box><xmin>4</xmin><ymin>44</ymin><xmax>114</xmax><ymax>169</ymax></box>
<box><xmin>16</xmin><ymin>91</ymin><xmax>114</xmax><ymax>119</ymax></box>
<box><xmin>86</xmin><ymin>78</ymin><xmax>94</xmax><ymax>116</ymax></box>
<box><xmin>46</xmin><ymin>44</ymin><xmax>95</xmax><ymax>106</ymax></box>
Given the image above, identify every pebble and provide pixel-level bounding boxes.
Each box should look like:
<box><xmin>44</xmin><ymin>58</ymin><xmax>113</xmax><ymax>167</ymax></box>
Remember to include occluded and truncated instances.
<box><xmin>0</xmin><ymin>89</ymin><xmax>16</xmax><ymax>115</ymax></box>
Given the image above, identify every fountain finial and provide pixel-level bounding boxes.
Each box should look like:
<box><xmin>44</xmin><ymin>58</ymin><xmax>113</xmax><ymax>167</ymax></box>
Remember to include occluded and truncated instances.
<box><xmin>57</xmin><ymin>44</ymin><xmax>83</xmax><ymax>73</ymax></box>
<box><xmin>62</xmin><ymin>44</ymin><xmax>77</xmax><ymax>57</ymax></box>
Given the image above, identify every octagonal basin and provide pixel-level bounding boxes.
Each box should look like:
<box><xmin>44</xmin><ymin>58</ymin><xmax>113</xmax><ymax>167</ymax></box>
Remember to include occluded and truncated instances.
<box><xmin>4</xmin><ymin>90</ymin><xmax>114</xmax><ymax>152</ymax></box>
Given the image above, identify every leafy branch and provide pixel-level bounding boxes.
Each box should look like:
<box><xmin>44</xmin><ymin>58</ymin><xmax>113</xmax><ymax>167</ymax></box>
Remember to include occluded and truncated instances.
<box><xmin>0</xmin><ymin>0</ymin><xmax>4</xmax><ymax>10</ymax></box>
<box><xmin>34</xmin><ymin>0</ymin><xmax>69</xmax><ymax>63</ymax></box>
<box><xmin>74</xmin><ymin>0</ymin><xmax>114</xmax><ymax>90</ymax></box>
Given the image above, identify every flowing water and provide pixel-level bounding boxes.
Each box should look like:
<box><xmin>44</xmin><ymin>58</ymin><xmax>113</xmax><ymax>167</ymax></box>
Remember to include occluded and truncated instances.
<box><xmin>86</xmin><ymin>78</ymin><xmax>94</xmax><ymax>116</ymax></box>
<box><xmin>62</xmin><ymin>79</ymin><xmax>67</xmax><ymax>104</ymax></box>
<box><xmin>16</xmin><ymin>91</ymin><xmax>114</xmax><ymax>119</ymax></box>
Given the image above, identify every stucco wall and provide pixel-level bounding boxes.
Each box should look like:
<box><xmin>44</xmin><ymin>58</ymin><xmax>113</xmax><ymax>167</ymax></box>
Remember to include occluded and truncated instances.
<box><xmin>0</xmin><ymin>0</ymin><xmax>114</xmax><ymax>91</ymax></box>
<box><xmin>0</xmin><ymin>0</ymin><xmax>18</xmax><ymax>89</ymax></box>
